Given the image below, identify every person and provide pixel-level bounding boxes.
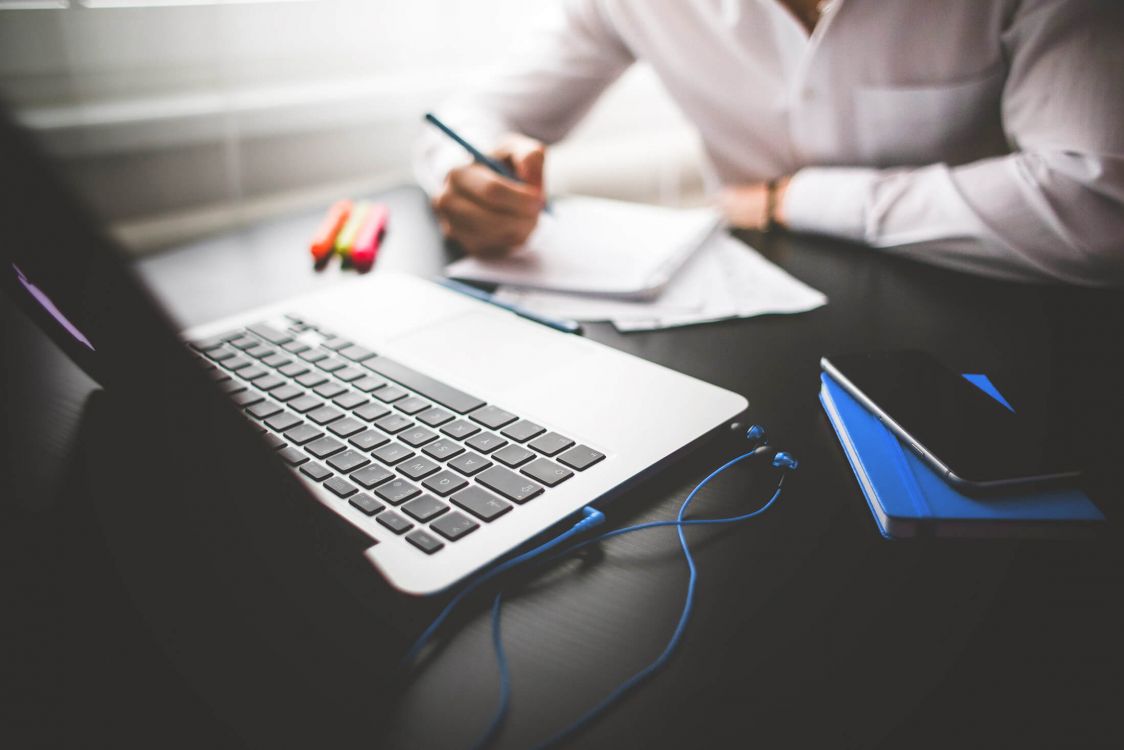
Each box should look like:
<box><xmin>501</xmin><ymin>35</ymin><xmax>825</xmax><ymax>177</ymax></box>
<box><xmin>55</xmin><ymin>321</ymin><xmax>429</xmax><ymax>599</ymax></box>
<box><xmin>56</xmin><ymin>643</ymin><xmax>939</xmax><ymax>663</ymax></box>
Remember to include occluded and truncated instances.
<box><xmin>415</xmin><ymin>0</ymin><xmax>1124</xmax><ymax>286</ymax></box>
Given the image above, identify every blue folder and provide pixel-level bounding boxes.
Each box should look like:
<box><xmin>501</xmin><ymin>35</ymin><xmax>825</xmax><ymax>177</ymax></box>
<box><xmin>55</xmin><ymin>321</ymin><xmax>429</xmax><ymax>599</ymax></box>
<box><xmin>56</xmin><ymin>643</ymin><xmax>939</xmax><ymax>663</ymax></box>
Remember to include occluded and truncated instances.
<box><xmin>819</xmin><ymin>372</ymin><xmax>1104</xmax><ymax>539</ymax></box>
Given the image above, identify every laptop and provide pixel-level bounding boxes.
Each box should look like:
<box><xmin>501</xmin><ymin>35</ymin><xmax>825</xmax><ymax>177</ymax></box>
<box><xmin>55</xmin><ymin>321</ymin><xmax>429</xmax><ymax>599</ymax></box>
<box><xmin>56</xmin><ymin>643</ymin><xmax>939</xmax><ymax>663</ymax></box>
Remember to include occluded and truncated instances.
<box><xmin>1</xmin><ymin>107</ymin><xmax>747</xmax><ymax>599</ymax></box>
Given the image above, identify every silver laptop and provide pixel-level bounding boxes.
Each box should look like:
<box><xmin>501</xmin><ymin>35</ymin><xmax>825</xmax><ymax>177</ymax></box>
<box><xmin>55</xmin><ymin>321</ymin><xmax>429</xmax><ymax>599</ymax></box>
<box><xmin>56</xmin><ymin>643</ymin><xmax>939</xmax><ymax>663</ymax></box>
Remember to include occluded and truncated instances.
<box><xmin>185</xmin><ymin>271</ymin><xmax>747</xmax><ymax>595</ymax></box>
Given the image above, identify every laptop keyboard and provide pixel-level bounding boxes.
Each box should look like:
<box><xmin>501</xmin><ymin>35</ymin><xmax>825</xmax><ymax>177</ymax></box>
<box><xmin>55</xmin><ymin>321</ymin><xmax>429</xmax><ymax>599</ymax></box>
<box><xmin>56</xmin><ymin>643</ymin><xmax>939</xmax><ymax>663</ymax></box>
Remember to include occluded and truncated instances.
<box><xmin>189</xmin><ymin>315</ymin><xmax>606</xmax><ymax>556</ymax></box>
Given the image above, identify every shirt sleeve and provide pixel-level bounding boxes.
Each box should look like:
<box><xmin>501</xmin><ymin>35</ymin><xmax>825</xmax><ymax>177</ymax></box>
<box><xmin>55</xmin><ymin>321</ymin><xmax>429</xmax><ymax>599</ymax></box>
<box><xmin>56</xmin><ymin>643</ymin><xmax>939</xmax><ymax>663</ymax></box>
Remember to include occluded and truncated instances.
<box><xmin>783</xmin><ymin>1</ymin><xmax>1124</xmax><ymax>286</ymax></box>
<box><xmin>413</xmin><ymin>0</ymin><xmax>634</xmax><ymax>195</ymax></box>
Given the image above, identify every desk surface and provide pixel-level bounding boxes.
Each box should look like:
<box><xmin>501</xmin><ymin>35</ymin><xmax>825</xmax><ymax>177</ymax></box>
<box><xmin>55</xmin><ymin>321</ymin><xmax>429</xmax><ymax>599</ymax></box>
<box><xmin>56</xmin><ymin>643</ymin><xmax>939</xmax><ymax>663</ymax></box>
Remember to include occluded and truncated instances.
<box><xmin>5</xmin><ymin>185</ymin><xmax>1124</xmax><ymax>749</ymax></box>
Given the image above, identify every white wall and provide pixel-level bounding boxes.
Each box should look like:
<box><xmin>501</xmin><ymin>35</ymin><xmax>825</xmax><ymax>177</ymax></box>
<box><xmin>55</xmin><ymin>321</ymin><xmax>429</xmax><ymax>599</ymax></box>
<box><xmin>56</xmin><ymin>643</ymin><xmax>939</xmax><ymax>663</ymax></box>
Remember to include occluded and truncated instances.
<box><xmin>0</xmin><ymin>0</ymin><xmax>706</xmax><ymax>252</ymax></box>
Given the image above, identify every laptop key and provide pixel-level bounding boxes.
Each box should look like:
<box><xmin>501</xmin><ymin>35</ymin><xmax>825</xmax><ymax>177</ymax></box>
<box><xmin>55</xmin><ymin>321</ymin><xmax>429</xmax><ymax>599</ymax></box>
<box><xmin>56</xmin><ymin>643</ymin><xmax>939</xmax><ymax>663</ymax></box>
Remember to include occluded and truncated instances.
<box><xmin>324</xmin><ymin>476</ymin><xmax>358</xmax><ymax>498</ymax></box>
<box><xmin>244</xmin><ymin>343</ymin><xmax>274</xmax><ymax>359</ymax></box>
<box><xmin>557</xmin><ymin>445</ymin><xmax>605</xmax><ymax>471</ymax></box>
<box><xmin>449</xmin><ymin>451</ymin><xmax>492</xmax><ymax>476</ymax></box>
<box><xmin>451</xmin><ymin>485</ymin><xmax>512</xmax><ymax>522</ymax></box>
<box><xmin>279</xmin><ymin>361</ymin><xmax>309</xmax><ymax>378</ymax></box>
<box><xmin>322</xmin><ymin>336</ymin><xmax>352</xmax><ymax>351</ymax></box>
<box><xmin>466</xmin><ymin>432</ymin><xmax>507</xmax><ymax>454</ymax></box>
<box><xmin>299</xmin><ymin>348</ymin><xmax>330</xmax><ymax>364</ymax></box>
<box><xmin>327</xmin><ymin>416</ymin><xmax>365</xmax><ymax>438</ymax></box>
<box><xmin>363</xmin><ymin>356</ymin><xmax>486</xmax><ymax>414</ymax></box>
<box><xmin>327</xmin><ymin>449</ymin><xmax>370</xmax><ymax>474</ymax></box>
<box><xmin>374</xmin><ymin>386</ymin><xmax>407</xmax><ymax>403</ymax></box>
<box><xmin>349</xmin><ymin>429</ymin><xmax>389</xmax><ymax>452</ymax></box>
<box><xmin>247</xmin><ymin>322</ymin><xmax>292</xmax><ymax>345</ymax></box>
<box><xmin>377</xmin><ymin>511</ymin><xmax>413</xmax><ymax>534</ymax></box>
<box><xmin>406</xmin><ymin>529</ymin><xmax>445</xmax><ymax>555</ymax></box>
<box><xmin>306</xmin><ymin>436</ymin><xmax>345</xmax><ymax>459</ymax></box>
<box><xmin>261</xmin><ymin>353</ymin><xmax>291</xmax><ymax>368</ymax></box>
<box><xmin>237</xmin><ymin>366</ymin><xmax>267</xmax><ymax>381</ymax></box>
<box><xmin>246</xmin><ymin>400</ymin><xmax>282</xmax><ymax>419</ymax></box>
<box><xmin>288</xmin><ymin>394</ymin><xmax>322</xmax><ymax>413</ymax></box>
<box><xmin>313</xmin><ymin>381</ymin><xmax>346</xmax><ymax>399</ymax></box>
<box><xmin>400</xmin><ymin>426</ymin><xmax>437</xmax><ymax>447</ymax></box>
<box><xmin>501</xmin><ymin>420</ymin><xmax>545</xmax><ymax>443</ymax></box>
<box><xmin>231</xmin><ymin>390</ymin><xmax>264</xmax><ymax>407</ymax></box>
<box><xmin>332</xmin><ymin>392</ymin><xmax>367</xmax><ymax>410</ymax></box>
<box><xmin>228</xmin><ymin>335</ymin><xmax>257</xmax><ymax>350</ymax></box>
<box><xmin>400</xmin><ymin>457</ymin><xmax>440</xmax><ymax>481</ymax></box>
<box><xmin>204</xmin><ymin>346</ymin><xmax>237</xmax><ymax>362</ymax></box>
<box><xmin>265</xmin><ymin>412</ymin><xmax>301</xmax><ymax>433</ymax></box>
<box><xmin>375</xmin><ymin>479</ymin><xmax>421</xmax><ymax>505</ymax></box>
<box><xmin>308</xmin><ymin>405</ymin><xmax>344</xmax><ymax>425</ymax></box>
<box><xmin>254</xmin><ymin>375</ymin><xmax>286</xmax><ymax>391</ymax></box>
<box><xmin>339</xmin><ymin>344</ymin><xmax>376</xmax><ymax>362</ymax></box>
<box><xmin>278</xmin><ymin>446</ymin><xmax>308</xmax><ymax>467</ymax></box>
<box><xmin>354</xmin><ymin>402</ymin><xmax>390</xmax><ymax>422</ymax></box>
<box><xmin>334</xmin><ymin>366</ymin><xmax>366</xmax><ymax>382</ymax></box>
<box><xmin>348</xmin><ymin>493</ymin><xmax>384</xmax><ymax>516</ymax></box>
<box><xmin>282</xmin><ymin>340</ymin><xmax>311</xmax><ymax>355</ymax></box>
<box><xmin>190</xmin><ymin>335</ymin><xmax>228</xmax><ymax>352</ymax></box>
<box><xmin>478</xmin><ymin>466</ymin><xmax>544</xmax><ymax>503</ymax></box>
<box><xmin>317</xmin><ymin>357</ymin><xmax>349</xmax><ymax>373</ymax></box>
<box><xmin>422</xmin><ymin>438</ymin><xmax>465</xmax><ymax>461</ymax></box>
<box><xmin>219</xmin><ymin>378</ymin><xmax>245</xmax><ymax>393</ymax></box>
<box><xmin>431</xmin><ymin>512</ymin><xmax>479</xmax><ymax>542</ymax></box>
<box><xmin>270</xmin><ymin>384</ymin><xmax>303</xmax><ymax>403</ymax></box>
<box><xmin>402</xmin><ymin>494</ymin><xmax>448</xmax><ymax>522</ymax></box>
<box><xmin>283</xmin><ymin>423</ymin><xmax>324</xmax><ymax>445</ymax></box>
<box><xmin>263</xmin><ymin>432</ymin><xmax>286</xmax><ymax>450</ymax></box>
<box><xmin>221</xmin><ymin>356</ymin><xmax>253</xmax><ymax>371</ymax></box>
<box><xmin>352</xmin><ymin>375</ymin><xmax>386</xmax><ymax>393</ymax></box>
<box><xmin>299</xmin><ymin>461</ymin><xmax>332</xmax><ymax>482</ymax></box>
<box><xmin>350</xmin><ymin>464</ymin><xmax>394</xmax><ymax>489</ymax></box>
<box><xmin>374</xmin><ymin>414</ymin><xmax>412</xmax><ymax>434</ymax></box>
<box><xmin>394</xmin><ymin>396</ymin><xmax>429</xmax><ymax>415</ymax></box>
<box><xmin>422</xmin><ymin>470</ymin><xmax>468</xmax><ymax>497</ymax></box>
<box><xmin>440</xmin><ymin>420</ymin><xmax>480</xmax><ymax>440</ymax></box>
<box><xmin>417</xmin><ymin>407</ymin><xmax>454</xmax><ymax>427</ymax></box>
<box><xmin>470</xmin><ymin>405</ymin><xmax>518</xmax><ymax>430</ymax></box>
<box><xmin>296</xmin><ymin>371</ymin><xmax>328</xmax><ymax>388</ymax></box>
<box><xmin>373</xmin><ymin>443</ymin><xmax>414</xmax><ymax>465</ymax></box>
<box><xmin>521</xmin><ymin>457</ymin><xmax>574</xmax><ymax>487</ymax></box>
<box><xmin>529</xmin><ymin>432</ymin><xmax>575</xmax><ymax>457</ymax></box>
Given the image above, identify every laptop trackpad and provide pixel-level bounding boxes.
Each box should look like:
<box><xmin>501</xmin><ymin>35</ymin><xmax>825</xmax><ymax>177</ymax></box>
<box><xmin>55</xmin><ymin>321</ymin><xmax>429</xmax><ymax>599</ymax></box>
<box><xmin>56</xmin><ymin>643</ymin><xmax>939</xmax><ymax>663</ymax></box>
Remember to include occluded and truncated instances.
<box><xmin>383</xmin><ymin>309</ymin><xmax>591</xmax><ymax>395</ymax></box>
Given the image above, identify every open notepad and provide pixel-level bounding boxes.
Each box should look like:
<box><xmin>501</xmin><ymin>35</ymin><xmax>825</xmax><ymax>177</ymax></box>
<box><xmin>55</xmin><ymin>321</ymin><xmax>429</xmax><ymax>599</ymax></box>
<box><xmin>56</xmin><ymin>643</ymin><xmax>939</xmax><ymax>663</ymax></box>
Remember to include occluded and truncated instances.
<box><xmin>444</xmin><ymin>196</ymin><xmax>722</xmax><ymax>300</ymax></box>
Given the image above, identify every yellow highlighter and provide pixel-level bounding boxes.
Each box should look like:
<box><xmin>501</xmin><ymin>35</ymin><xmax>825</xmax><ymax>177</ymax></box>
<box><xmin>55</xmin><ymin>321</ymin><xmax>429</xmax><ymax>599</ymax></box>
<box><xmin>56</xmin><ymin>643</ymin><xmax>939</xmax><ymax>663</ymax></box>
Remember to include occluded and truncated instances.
<box><xmin>334</xmin><ymin>201</ymin><xmax>371</xmax><ymax>258</ymax></box>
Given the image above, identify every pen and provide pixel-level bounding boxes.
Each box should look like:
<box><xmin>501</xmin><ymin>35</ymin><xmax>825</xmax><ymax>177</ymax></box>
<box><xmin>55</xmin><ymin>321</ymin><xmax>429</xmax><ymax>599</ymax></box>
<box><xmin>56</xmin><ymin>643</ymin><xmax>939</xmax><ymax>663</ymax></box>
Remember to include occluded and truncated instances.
<box><xmin>424</xmin><ymin>113</ymin><xmax>552</xmax><ymax>213</ymax></box>
<box><xmin>437</xmin><ymin>277</ymin><xmax>582</xmax><ymax>335</ymax></box>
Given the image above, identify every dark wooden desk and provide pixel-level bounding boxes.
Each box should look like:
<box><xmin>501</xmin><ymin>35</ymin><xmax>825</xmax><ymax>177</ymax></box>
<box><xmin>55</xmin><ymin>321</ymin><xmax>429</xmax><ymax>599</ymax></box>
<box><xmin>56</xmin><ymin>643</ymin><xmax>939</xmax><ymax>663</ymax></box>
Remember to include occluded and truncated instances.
<box><xmin>4</xmin><ymin>185</ymin><xmax>1123</xmax><ymax>749</ymax></box>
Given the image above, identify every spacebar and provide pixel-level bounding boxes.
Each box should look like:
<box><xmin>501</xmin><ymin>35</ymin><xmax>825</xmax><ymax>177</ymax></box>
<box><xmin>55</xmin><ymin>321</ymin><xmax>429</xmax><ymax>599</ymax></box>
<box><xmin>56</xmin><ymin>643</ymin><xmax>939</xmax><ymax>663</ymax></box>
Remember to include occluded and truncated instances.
<box><xmin>362</xmin><ymin>356</ymin><xmax>485</xmax><ymax>414</ymax></box>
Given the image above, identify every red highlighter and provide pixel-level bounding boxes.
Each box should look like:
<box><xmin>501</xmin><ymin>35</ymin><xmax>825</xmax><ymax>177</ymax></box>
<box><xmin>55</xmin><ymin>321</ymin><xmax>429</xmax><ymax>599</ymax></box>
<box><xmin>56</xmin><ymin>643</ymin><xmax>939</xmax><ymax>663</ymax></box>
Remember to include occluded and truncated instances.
<box><xmin>310</xmin><ymin>200</ymin><xmax>352</xmax><ymax>262</ymax></box>
<box><xmin>351</xmin><ymin>203</ymin><xmax>389</xmax><ymax>268</ymax></box>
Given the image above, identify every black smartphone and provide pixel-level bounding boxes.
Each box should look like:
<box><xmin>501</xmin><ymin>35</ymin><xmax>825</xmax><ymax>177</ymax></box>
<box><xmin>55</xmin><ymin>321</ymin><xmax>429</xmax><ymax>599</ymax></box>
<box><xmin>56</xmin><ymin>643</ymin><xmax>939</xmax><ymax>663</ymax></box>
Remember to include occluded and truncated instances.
<box><xmin>821</xmin><ymin>350</ymin><xmax>1081</xmax><ymax>493</ymax></box>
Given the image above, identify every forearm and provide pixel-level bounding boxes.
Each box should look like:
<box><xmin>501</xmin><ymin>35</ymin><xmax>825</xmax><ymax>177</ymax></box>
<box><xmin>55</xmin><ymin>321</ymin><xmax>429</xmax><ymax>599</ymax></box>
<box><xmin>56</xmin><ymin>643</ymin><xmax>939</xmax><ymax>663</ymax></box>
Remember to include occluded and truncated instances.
<box><xmin>782</xmin><ymin>152</ymin><xmax>1124</xmax><ymax>286</ymax></box>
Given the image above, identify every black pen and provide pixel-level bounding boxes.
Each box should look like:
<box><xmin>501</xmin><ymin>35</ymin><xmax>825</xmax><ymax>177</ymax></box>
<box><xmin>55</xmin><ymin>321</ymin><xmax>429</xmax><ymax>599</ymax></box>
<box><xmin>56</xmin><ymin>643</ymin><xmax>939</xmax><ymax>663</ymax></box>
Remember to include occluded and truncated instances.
<box><xmin>424</xmin><ymin>112</ymin><xmax>552</xmax><ymax>213</ymax></box>
<box><xmin>437</xmin><ymin>278</ymin><xmax>582</xmax><ymax>335</ymax></box>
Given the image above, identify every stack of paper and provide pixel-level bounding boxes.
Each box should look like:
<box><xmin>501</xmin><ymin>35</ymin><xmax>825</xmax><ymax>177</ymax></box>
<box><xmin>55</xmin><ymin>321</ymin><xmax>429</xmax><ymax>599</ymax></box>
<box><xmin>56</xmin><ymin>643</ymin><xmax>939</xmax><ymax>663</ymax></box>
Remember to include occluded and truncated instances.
<box><xmin>493</xmin><ymin>232</ymin><xmax>827</xmax><ymax>332</ymax></box>
<box><xmin>443</xmin><ymin>195</ymin><xmax>827</xmax><ymax>332</ymax></box>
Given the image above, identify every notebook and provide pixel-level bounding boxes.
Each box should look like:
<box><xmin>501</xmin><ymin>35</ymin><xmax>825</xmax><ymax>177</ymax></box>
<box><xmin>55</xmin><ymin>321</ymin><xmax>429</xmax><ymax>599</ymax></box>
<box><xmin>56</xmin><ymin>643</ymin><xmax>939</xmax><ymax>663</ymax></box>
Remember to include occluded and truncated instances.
<box><xmin>819</xmin><ymin>372</ymin><xmax>1105</xmax><ymax>539</ymax></box>
<box><xmin>444</xmin><ymin>196</ymin><xmax>722</xmax><ymax>300</ymax></box>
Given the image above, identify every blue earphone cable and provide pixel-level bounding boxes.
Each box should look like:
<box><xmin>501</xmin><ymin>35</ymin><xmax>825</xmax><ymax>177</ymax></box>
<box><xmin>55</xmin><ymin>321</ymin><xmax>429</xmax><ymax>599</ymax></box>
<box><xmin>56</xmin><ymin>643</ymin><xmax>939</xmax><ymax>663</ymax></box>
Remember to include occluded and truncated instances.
<box><xmin>480</xmin><ymin>447</ymin><xmax>786</xmax><ymax>748</ymax></box>
<box><xmin>405</xmin><ymin>443</ymin><xmax>790</xmax><ymax>749</ymax></box>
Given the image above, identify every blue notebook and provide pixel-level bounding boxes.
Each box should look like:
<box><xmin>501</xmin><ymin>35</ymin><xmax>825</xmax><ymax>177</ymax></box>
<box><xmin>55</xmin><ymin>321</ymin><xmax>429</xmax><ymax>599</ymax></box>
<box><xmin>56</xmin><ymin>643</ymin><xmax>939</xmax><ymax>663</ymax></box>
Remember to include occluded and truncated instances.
<box><xmin>819</xmin><ymin>372</ymin><xmax>1104</xmax><ymax>539</ymax></box>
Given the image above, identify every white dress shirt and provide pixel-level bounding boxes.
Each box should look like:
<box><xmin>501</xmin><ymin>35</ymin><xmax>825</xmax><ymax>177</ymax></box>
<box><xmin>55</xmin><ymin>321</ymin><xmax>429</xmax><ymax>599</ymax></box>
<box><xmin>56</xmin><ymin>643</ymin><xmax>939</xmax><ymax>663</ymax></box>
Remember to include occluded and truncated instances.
<box><xmin>416</xmin><ymin>0</ymin><xmax>1124</xmax><ymax>286</ymax></box>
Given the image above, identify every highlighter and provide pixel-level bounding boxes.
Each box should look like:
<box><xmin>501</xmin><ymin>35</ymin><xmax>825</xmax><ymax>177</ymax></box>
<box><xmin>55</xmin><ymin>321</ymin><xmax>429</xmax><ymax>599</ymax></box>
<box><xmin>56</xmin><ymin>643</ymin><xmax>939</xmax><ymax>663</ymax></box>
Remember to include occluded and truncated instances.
<box><xmin>334</xmin><ymin>201</ymin><xmax>372</xmax><ymax>258</ymax></box>
<box><xmin>351</xmin><ymin>204</ymin><xmax>389</xmax><ymax>268</ymax></box>
<box><xmin>310</xmin><ymin>199</ymin><xmax>352</xmax><ymax>262</ymax></box>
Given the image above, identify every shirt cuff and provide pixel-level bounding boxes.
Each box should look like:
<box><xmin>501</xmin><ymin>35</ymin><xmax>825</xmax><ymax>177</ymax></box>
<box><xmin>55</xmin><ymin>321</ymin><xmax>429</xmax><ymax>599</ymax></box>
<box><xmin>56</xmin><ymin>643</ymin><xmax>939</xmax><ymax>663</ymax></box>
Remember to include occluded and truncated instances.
<box><xmin>783</xmin><ymin>167</ymin><xmax>882</xmax><ymax>242</ymax></box>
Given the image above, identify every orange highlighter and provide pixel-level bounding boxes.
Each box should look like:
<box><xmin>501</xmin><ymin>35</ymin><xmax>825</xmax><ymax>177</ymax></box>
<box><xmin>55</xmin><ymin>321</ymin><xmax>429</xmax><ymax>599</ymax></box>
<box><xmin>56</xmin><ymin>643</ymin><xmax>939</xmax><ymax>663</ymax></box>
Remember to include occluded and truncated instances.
<box><xmin>350</xmin><ymin>203</ymin><xmax>389</xmax><ymax>267</ymax></box>
<box><xmin>310</xmin><ymin>200</ymin><xmax>352</xmax><ymax>262</ymax></box>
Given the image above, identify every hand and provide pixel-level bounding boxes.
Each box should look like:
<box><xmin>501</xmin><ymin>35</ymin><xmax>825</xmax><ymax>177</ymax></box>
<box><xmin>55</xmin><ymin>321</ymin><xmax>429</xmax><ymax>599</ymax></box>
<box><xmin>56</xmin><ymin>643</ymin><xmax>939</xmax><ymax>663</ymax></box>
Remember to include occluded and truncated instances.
<box><xmin>433</xmin><ymin>134</ymin><xmax>547</xmax><ymax>258</ymax></box>
<box><xmin>719</xmin><ymin>177</ymin><xmax>790</xmax><ymax>230</ymax></box>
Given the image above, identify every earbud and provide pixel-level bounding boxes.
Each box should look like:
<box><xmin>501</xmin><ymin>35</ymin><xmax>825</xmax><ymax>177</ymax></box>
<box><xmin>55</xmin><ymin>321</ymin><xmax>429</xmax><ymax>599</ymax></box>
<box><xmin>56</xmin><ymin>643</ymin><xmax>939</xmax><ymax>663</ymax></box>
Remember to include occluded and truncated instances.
<box><xmin>744</xmin><ymin>424</ymin><xmax>767</xmax><ymax>447</ymax></box>
<box><xmin>771</xmin><ymin>451</ymin><xmax>799</xmax><ymax>471</ymax></box>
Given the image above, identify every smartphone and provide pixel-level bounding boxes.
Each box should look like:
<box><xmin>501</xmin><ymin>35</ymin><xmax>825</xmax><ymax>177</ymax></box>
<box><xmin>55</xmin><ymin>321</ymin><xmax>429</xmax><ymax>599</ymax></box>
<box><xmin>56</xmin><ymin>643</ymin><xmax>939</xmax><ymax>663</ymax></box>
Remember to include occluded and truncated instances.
<box><xmin>821</xmin><ymin>350</ymin><xmax>1081</xmax><ymax>493</ymax></box>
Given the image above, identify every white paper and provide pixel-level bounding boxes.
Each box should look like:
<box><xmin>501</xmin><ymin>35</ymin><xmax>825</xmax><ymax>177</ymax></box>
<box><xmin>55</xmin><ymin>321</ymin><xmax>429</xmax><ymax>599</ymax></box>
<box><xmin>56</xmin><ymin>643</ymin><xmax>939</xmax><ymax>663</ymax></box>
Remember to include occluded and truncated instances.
<box><xmin>493</xmin><ymin>233</ymin><xmax>827</xmax><ymax>332</ymax></box>
<box><xmin>444</xmin><ymin>196</ymin><xmax>720</xmax><ymax>299</ymax></box>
